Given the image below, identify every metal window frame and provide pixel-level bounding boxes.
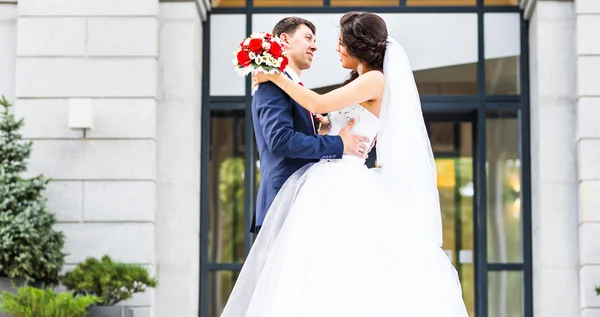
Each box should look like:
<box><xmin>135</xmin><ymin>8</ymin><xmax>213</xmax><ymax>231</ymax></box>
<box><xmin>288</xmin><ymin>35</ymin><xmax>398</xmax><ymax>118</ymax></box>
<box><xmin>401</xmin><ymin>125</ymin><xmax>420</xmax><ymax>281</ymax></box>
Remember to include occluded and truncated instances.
<box><xmin>200</xmin><ymin>2</ymin><xmax>532</xmax><ymax>317</ymax></box>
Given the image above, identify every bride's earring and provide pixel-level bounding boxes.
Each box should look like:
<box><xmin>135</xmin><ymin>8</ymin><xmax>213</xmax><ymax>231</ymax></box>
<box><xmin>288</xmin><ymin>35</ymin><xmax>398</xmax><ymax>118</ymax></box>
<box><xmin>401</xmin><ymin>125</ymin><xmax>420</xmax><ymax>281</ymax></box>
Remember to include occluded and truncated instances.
<box><xmin>357</xmin><ymin>63</ymin><xmax>363</xmax><ymax>75</ymax></box>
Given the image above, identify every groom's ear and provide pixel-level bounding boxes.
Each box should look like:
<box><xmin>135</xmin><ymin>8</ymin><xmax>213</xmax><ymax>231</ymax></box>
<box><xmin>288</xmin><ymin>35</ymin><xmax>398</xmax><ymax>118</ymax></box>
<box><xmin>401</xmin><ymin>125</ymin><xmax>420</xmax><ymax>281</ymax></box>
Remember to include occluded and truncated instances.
<box><xmin>279</xmin><ymin>33</ymin><xmax>291</xmax><ymax>47</ymax></box>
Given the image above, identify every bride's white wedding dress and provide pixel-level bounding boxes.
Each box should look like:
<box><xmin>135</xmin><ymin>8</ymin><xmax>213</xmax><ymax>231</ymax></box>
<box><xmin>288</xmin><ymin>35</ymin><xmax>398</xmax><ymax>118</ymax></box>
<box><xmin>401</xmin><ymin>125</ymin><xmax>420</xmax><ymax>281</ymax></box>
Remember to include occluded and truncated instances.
<box><xmin>221</xmin><ymin>37</ymin><xmax>469</xmax><ymax>317</ymax></box>
<box><xmin>221</xmin><ymin>107</ymin><xmax>468</xmax><ymax>317</ymax></box>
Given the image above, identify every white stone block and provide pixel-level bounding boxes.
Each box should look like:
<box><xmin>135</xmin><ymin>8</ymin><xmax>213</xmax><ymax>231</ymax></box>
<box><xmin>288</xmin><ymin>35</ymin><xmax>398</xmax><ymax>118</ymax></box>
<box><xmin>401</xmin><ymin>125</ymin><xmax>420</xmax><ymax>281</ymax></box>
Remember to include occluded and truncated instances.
<box><xmin>55</xmin><ymin>223</ymin><xmax>155</xmax><ymax>264</ymax></box>
<box><xmin>160</xmin><ymin>2</ymin><xmax>200</xmax><ymax>21</ymax></box>
<box><xmin>159</xmin><ymin>22</ymin><xmax>201</xmax><ymax>102</ymax></box>
<box><xmin>580</xmin><ymin>223</ymin><xmax>600</xmax><ymax>265</ymax></box>
<box><xmin>580</xmin><ymin>181</ymin><xmax>600</xmax><ymax>223</ymax></box>
<box><xmin>578</xmin><ymin>56</ymin><xmax>600</xmax><ymax>97</ymax></box>
<box><xmin>534</xmin><ymin>3</ymin><xmax>576</xmax><ymax>102</ymax></box>
<box><xmin>14</xmin><ymin>99</ymin><xmax>83</xmax><ymax>138</ymax></box>
<box><xmin>579</xmin><ymin>139</ymin><xmax>600</xmax><ymax>181</ymax></box>
<box><xmin>536</xmin><ymin>1</ymin><xmax>575</xmax><ymax>20</ymax></box>
<box><xmin>83</xmin><ymin>181</ymin><xmax>155</xmax><ymax>222</ymax></box>
<box><xmin>577</xmin><ymin>15</ymin><xmax>600</xmax><ymax>55</ymax></box>
<box><xmin>0</xmin><ymin>4</ymin><xmax>17</xmax><ymax>21</ymax></box>
<box><xmin>537</xmin><ymin>183</ymin><xmax>579</xmax><ymax>268</ymax></box>
<box><xmin>582</xmin><ymin>309</ymin><xmax>600</xmax><ymax>317</ymax></box>
<box><xmin>534</xmin><ymin>268</ymin><xmax>580</xmax><ymax>317</ymax></box>
<box><xmin>87</xmin><ymin>18</ymin><xmax>157</xmax><ymax>57</ymax></box>
<box><xmin>578</xmin><ymin>97</ymin><xmax>600</xmax><ymax>139</ymax></box>
<box><xmin>44</xmin><ymin>181</ymin><xmax>83</xmax><ymax>223</ymax></box>
<box><xmin>85</xmin><ymin>99</ymin><xmax>156</xmax><ymax>139</ymax></box>
<box><xmin>577</xmin><ymin>0</ymin><xmax>600</xmax><ymax>14</ymax></box>
<box><xmin>156</xmin><ymin>184</ymin><xmax>199</xmax><ymax>256</ymax></box>
<box><xmin>19</xmin><ymin>0</ymin><xmax>158</xmax><ymax>16</ymax></box>
<box><xmin>0</xmin><ymin>6</ymin><xmax>16</xmax><ymax>103</ymax></box>
<box><xmin>27</xmin><ymin>140</ymin><xmax>156</xmax><ymax>180</ymax></box>
<box><xmin>537</xmin><ymin>104</ymin><xmax>578</xmax><ymax>184</ymax></box>
<box><xmin>580</xmin><ymin>265</ymin><xmax>600</xmax><ymax>309</ymax></box>
<box><xmin>16</xmin><ymin>58</ymin><xmax>157</xmax><ymax>98</ymax></box>
<box><xmin>157</xmin><ymin>102</ymin><xmax>199</xmax><ymax>183</ymax></box>
<box><xmin>17</xmin><ymin>18</ymin><xmax>85</xmax><ymax>56</ymax></box>
<box><xmin>153</xmin><ymin>265</ymin><xmax>197</xmax><ymax>317</ymax></box>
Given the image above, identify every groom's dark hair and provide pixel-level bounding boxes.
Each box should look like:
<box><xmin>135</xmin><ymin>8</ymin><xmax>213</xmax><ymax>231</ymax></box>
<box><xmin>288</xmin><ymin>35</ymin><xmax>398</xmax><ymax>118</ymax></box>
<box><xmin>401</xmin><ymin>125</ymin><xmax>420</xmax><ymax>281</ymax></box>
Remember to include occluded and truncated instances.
<box><xmin>272</xmin><ymin>17</ymin><xmax>316</xmax><ymax>37</ymax></box>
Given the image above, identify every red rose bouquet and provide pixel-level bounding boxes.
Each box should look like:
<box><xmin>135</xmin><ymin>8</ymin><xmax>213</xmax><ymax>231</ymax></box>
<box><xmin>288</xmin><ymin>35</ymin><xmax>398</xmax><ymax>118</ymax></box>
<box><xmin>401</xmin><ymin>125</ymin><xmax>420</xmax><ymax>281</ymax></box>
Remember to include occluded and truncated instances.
<box><xmin>233</xmin><ymin>32</ymin><xmax>289</xmax><ymax>76</ymax></box>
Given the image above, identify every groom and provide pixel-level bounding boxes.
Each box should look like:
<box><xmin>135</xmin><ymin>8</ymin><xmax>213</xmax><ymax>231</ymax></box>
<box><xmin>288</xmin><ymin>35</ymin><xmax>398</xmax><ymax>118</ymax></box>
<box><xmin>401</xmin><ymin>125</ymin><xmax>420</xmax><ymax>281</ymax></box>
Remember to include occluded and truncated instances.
<box><xmin>251</xmin><ymin>17</ymin><xmax>369</xmax><ymax>234</ymax></box>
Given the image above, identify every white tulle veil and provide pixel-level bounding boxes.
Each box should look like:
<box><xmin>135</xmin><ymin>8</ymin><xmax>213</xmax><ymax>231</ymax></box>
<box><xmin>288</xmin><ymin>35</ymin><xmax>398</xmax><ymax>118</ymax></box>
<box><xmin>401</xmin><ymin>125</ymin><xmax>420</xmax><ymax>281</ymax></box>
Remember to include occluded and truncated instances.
<box><xmin>375</xmin><ymin>37</ymin><xmax>443</xmax><ymax>247</ymax></box>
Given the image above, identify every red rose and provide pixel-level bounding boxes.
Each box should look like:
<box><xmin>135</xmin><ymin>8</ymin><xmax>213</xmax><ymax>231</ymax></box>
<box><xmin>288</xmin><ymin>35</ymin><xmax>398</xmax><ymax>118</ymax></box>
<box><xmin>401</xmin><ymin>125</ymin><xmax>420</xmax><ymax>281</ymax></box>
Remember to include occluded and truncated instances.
<box><xmin>269</xmin><ymin>42</ymin><xmax>282</xmax><ymax>58</ymax></box>
<box><xmin>280</xmin><ymin>56</ymin><xmax>288</xmax><ymax>72</ymax></box>
<box><xmin>237</xmin><ymin>50</ymin><xmax>252</xmax><ymax>67</ymax></box>
<box><xmin>248</xmin><ymin>38</ymin><xmax>263</xmax><ymax>53</ymax></box>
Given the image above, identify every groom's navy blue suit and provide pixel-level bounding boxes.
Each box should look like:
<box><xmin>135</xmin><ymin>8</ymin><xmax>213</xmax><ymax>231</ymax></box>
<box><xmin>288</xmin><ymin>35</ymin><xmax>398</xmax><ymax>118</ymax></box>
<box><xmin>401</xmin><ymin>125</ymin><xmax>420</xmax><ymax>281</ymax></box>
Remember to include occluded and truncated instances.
<box><xmin>251</xmin><ymin>75</ymin><xmax>343</xmax><ymax>233</ymax></box>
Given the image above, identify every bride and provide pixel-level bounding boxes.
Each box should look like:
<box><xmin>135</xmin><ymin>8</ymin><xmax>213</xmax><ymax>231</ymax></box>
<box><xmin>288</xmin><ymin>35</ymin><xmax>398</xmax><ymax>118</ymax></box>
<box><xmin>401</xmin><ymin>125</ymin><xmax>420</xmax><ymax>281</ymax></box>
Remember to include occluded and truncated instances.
<box><xmin>221</xmin><ymin>12</ymin><xmax>469</xmax><ymax>317</ymax></box>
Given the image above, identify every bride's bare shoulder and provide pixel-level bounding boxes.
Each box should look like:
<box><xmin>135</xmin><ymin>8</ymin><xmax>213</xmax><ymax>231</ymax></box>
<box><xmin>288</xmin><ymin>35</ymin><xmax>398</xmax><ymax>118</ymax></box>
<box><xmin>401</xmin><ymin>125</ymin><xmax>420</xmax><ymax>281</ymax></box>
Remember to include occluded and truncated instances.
<box><xmin>361</xmin><ymin>70</ymin><xmax>384</xmax><ymax>81</ymax></box>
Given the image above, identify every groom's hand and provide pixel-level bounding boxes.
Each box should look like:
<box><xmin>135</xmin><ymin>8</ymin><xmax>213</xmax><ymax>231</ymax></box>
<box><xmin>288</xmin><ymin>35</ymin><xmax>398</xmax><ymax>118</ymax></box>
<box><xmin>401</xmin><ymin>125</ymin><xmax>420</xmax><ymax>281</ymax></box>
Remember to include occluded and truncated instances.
<box><xmin>339</xmin><ymin>119</ymin><xmax>370</xmax><ymax>158</ymax></box>
<box><xmin>368</xmin><ymin>136</ymin><xmax>377</xmax><ymax>152</ymax></box>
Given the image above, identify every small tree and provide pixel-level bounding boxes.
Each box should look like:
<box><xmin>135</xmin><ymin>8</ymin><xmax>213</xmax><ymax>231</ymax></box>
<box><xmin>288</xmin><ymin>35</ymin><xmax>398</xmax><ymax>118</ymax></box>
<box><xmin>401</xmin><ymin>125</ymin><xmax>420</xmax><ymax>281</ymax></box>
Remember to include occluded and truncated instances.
<box><xmin>0</xmin><ymin>96</ymin><xmax>66</xmax><ymax>286</ymax></box>
<box><xmin>62</xmin><ymin>255</ymin><xmax>158</xmax><ymax>306</ymax></box>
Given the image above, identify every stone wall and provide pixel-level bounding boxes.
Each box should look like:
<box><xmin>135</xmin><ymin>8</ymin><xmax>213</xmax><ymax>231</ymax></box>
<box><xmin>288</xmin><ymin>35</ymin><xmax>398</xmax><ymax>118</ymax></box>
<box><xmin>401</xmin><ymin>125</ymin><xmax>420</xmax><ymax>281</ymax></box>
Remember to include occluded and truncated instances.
<box><xmin>576</xmin><ymin>0</ymin><xmax>600</xmax><ymax>316</ymax></box>
<box><xmin>14</xmin><ymin>0</ymin><xmax>159</xmax><ymax>314</ymax></box>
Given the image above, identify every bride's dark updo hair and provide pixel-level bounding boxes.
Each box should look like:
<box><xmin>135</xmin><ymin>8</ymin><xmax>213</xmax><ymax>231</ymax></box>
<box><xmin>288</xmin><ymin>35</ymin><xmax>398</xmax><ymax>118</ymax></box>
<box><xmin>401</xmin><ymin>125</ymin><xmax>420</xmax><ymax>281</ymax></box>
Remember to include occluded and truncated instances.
<box><xmin>340</xmin><ymin>12</ymin><xmax>388</xmax><ymax>85</ymax></box>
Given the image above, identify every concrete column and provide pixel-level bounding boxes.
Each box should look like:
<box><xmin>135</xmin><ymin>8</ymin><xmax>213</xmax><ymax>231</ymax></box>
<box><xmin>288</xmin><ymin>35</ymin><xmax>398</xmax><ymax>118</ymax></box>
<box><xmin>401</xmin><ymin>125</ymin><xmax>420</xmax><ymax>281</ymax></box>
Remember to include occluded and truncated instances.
<box><xmin>529</xmin><ymin>1</ymin><xmax>580</xmax><ymax>317</ymax></box>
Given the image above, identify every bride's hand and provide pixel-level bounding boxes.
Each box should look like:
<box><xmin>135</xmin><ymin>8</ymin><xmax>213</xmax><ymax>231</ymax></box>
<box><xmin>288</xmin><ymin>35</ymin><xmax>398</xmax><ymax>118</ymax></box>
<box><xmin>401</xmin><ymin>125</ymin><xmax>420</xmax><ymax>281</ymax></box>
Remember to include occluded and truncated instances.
<box><xmin>252</xmin><ymin>72</ymin><xmax>276</xmax><ymax>87</ymax></box>
<box><xmin>315</xmin><ymin>114</ymin><xmax>330</xmax><ymax>135</ymax></box>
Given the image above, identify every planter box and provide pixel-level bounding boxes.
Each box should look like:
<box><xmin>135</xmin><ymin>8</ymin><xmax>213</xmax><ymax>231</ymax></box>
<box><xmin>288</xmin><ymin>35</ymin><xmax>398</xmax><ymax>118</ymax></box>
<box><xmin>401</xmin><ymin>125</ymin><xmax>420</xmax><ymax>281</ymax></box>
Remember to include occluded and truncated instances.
<box><xmin>0</xmin><ymin>277</ymin><xmax>21</xmax><ymax>293</ymax></box>
<box><xmin>87</xmin><ymin>306</ymin><xmax>136</xmax><ymax>317</ymax></box>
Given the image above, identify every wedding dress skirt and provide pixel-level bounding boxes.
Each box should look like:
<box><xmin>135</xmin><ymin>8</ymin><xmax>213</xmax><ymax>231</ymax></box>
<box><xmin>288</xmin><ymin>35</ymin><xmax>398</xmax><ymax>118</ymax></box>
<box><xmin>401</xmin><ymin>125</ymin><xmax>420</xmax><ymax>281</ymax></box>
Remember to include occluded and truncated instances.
<box><xmin>221</xmin><ymin>106</ymin><xmax>469</xmax><ymax>317</ymax></box>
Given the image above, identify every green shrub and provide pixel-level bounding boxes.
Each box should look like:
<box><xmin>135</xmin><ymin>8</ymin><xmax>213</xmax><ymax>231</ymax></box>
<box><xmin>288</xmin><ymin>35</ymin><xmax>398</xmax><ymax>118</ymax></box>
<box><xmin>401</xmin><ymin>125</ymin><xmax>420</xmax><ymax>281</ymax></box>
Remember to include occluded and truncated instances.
<box><xmin>0</xmin><ymin>96</ymin><xmax>66</xmax><ymax>286</ymax></box>
<box><xmin>0</xmin><ymin>286</ymin><xmax>99</xmax><ymax>317</ymax></box>
<box><xmin>62</xmin><ymin>255</ymin><xmax>158</xmax><ymax>306</ymax></box>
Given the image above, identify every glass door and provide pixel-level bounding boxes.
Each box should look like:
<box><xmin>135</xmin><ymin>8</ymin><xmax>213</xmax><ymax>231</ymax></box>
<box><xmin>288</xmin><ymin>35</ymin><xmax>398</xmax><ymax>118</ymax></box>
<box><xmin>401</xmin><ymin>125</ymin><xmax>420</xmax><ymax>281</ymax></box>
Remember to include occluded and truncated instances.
<box><xmin>427</xmin><ymin>113</ymin><xmax>475</xmax><ymax>317</ymax></box>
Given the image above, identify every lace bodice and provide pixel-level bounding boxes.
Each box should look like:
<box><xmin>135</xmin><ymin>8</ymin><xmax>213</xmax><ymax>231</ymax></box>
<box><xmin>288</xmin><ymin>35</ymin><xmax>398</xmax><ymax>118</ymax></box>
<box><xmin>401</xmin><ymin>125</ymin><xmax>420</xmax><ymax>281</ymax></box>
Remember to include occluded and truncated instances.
<box><xmin>325</xmin><ymin>105</ymin><xmax>380</xmax><ymax>162</ymax></box>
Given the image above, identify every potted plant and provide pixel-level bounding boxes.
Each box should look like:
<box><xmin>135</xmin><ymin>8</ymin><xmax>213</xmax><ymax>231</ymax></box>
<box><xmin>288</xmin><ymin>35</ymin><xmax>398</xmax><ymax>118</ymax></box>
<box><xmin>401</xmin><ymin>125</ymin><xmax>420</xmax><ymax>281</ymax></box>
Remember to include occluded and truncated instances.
<box><xmin>62</xmin><ymin>255</ymin><xmax>158</xmax><ymax>317</ymax></box>
<box><xmin>0</xmin><ymin>285</ymin><xmax>99</xmax><ymax>317</ymax></box>
<box><xmin>0</xmin><ymin>96</ymin><xmax>66</xmax><ymax>291</ymax></box>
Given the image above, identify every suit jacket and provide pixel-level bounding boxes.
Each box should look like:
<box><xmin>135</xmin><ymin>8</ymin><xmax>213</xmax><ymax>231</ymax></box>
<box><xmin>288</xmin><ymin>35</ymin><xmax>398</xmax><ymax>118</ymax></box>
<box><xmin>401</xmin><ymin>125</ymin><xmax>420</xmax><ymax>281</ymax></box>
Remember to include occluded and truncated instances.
<box><xmin>251</xmin><ymin>80</ymin><xmax>343</xmax><ymax>232</ymax></box>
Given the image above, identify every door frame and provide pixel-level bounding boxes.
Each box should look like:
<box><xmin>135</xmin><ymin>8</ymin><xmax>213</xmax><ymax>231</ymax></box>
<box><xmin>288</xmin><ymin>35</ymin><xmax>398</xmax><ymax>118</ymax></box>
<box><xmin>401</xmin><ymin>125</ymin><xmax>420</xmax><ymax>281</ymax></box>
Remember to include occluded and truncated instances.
<box><xmin>200</xmin><ymin>4</ymin><xmax>532</xmax><ymax>316</ymax></box>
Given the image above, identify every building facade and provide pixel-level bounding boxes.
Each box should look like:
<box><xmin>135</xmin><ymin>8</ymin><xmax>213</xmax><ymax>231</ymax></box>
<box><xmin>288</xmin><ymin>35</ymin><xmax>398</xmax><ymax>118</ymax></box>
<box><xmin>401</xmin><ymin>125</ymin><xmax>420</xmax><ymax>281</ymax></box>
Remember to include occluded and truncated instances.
<box><xmin>0</xmin><ymin>0</ymin><xmax>596</xmax><ymax>316</ymax></box>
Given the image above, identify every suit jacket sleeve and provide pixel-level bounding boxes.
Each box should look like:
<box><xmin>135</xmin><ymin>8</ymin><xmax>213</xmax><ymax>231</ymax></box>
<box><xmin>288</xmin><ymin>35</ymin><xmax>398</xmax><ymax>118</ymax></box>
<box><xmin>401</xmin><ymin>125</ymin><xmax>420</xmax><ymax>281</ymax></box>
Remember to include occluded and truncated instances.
<box><xmin>255</xmin><ymin>82</ymin><xmax>344</xmax><ymax>160</ymax></box>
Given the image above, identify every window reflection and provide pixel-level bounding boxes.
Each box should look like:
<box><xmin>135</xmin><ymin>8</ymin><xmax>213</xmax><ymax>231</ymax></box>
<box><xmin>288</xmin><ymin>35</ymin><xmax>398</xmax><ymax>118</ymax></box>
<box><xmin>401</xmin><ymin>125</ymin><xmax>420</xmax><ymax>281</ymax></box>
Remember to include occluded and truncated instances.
<box><xmin>254</xmin><ymin>0</ymin><xmax>323</xmax><ymax>6</ymax></box>
<box><xmin>485</xmin><ymin>0</ymin><xmax>518</xmax><ymax>5</ymax></box>
<box><xmin>211</xmin><ymin>0</ymin><xmax>517</xmax><ymax>6</ymax></box>
<box><xmin>485</xmin><ymin>13</ymin><xmax>520</xmax><ymax>95</ymax></box>
<box><xmin>331</xmin><ymin>0</ymin><xmax>399</xmax><ymax>6</ymax></box>
<box><xmin>430</xmin><ymin>121</ymin><xmax>475</xmax><ymax>317</ymax></box>
<box><xmin>209</xmin><ymin>270</ymin><xmax>240</xmax><ymax>317</ymax></box>
<box><xmin>489</xmin><ymin>271</ymin><xmax>523</xmax><ymax>317</ymax></box>
<box><xmin>407</xmin><ymin>0</ymin><xmax>475</xmax><ymax>5</ymax></box>
<box><xmin>486</xmin><ymin>56</ymin><xmax>520</xmax><ymax>94</ymax></box>
<box><xmin>208</xmin><ymin>111</ymin><xmax>246</xmax><ymax>263</ymax></box>
<box><xmin>210</xmin><ymin>15</ymin><xmax>246</xmax><ymax>96</ymax></box>
<box><xmin>487</xmin><ymin>111</ymin><xmax>522</xmax><ymax>263</ymax></box>
<box><xmin>415</xmin><ymin>63</ymin><xmax>477</xmax><ymax>95</ymax></box>
<box><xmin>212</xmin><ymin>0</ymin><xmax>245</xmax><ymax>7</ymax></box>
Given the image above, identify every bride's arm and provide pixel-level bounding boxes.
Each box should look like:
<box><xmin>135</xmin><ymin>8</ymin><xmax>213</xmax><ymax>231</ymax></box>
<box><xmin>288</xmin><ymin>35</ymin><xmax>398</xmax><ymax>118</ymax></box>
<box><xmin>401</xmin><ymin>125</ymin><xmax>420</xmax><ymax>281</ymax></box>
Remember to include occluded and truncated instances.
<box><xmin>255</xmin><ymin>71</ymin><xmax>384</xmax><ymax>114</ymax></box>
